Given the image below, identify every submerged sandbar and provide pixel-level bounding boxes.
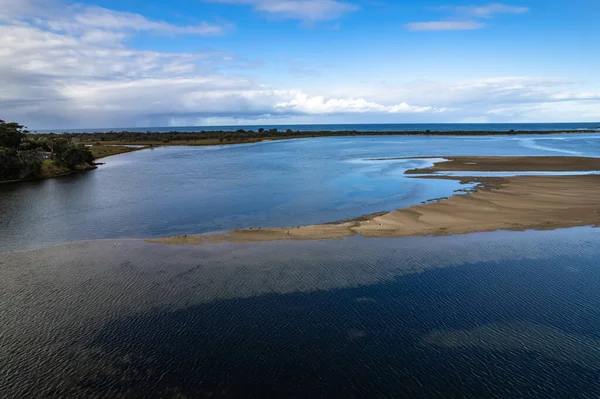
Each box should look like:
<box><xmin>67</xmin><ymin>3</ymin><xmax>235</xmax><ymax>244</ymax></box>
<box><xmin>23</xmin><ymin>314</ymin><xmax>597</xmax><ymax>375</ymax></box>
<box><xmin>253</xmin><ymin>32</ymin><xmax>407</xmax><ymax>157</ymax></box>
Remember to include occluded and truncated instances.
<box><xmin>148</xmin><ymin>156</ymin><xmax>600</xmax><ymax>245</ymax></box>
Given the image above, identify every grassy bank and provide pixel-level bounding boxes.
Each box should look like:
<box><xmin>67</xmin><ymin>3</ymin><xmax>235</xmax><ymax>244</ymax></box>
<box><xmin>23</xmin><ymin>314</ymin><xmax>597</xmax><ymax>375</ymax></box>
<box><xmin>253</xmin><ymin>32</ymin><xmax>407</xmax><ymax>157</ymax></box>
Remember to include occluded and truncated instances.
<box><xmin>88</xmin><ymin>145</ymin><xmax>145</xmax><ymax>159</ymax></box>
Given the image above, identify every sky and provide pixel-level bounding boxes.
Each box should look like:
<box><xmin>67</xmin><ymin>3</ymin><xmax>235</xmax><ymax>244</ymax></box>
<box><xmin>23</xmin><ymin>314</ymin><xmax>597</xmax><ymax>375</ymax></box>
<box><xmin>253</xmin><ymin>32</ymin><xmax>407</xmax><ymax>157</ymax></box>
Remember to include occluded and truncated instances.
<box><xmin>1</xmin><ymin>0</ymin><xmax>599</xmax><ymax>129</ymax></box>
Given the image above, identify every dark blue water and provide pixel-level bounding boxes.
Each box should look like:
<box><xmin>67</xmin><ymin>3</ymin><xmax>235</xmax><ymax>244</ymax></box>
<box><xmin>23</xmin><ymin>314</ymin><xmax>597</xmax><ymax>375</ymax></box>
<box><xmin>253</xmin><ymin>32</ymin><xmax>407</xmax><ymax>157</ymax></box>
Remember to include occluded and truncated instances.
<box><xmin>37</xmin><ymin>122</ymin><xmax>600</xmax><ymax>134</ymax></box>
<box><xmin>2</xmin><ymin>134</ymin><xmax>600</xmax><ymax>252</ymax></box>
<box><xmin>1</xmin><ymin>229</ymin><xmax>600</xmax><ymax>397</ymax></box>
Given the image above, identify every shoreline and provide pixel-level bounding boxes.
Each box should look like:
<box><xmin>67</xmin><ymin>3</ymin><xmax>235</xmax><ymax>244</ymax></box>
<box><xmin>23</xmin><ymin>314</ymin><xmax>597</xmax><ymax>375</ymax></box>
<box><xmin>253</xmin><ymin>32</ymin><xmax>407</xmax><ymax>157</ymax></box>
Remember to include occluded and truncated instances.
<box><xmin>88</xmin><ymin>144</ymin><xmax>148</xmax><ymax>160</ymax></box>
<box><xmin>148</xmin><ymin>156</ymin><xmax>600</xmax><ymax>246</ymax></box>
<box><xmin>0</xmin><ymin>162</ymin><xmax>97</xmax><ymax>185</ymax></box>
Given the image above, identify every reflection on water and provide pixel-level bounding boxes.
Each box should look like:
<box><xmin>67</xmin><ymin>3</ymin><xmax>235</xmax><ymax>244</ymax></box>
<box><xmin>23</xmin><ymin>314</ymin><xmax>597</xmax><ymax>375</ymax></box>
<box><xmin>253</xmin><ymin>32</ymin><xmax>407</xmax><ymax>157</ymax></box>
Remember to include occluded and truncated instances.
<box><xmin>2</xmin><ymin>228</ymin><xmax>600</xmax><ymax>397</ymax></box>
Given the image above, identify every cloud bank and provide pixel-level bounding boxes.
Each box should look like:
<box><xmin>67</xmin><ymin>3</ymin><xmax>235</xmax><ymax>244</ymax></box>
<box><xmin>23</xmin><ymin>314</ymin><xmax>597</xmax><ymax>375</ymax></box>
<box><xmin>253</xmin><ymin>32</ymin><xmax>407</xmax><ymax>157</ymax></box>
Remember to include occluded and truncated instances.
<box><xmin>0</xmin><ymin>0</ymin><xmax>445</xmax><ymax>128</ymax></box>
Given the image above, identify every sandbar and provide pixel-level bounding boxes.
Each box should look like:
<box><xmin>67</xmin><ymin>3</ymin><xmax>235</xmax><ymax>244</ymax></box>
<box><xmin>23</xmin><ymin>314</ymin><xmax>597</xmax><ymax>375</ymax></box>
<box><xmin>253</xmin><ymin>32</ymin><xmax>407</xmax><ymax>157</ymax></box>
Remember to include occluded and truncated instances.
<box><xmin>148</xmin><ymin>156</ymin><xmax>600</xmax><ymax>245</ymax></box>
<box><xmin>404</xmin><ymin>156</ymin><xmax>600</xmax><ymax>174</ymax></box>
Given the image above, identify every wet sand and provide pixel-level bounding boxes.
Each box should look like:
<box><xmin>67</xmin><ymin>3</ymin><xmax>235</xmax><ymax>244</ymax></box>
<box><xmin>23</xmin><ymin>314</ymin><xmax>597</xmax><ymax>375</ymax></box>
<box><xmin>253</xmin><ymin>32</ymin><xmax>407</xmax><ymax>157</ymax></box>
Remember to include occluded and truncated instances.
<box><xmin>149</xmin><ymin>156</ymin><xmax>600</xmax><ymax>245</ymax></box>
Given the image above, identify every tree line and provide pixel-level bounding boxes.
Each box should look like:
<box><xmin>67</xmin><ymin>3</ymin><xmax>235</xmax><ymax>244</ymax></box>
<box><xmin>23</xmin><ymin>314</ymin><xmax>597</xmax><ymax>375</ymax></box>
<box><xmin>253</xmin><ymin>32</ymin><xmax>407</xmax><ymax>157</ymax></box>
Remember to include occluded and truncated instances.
<box><xmin>42</xmin><ymin>127</ymin><xmax>596</xmax><ymax>145</ymax></box>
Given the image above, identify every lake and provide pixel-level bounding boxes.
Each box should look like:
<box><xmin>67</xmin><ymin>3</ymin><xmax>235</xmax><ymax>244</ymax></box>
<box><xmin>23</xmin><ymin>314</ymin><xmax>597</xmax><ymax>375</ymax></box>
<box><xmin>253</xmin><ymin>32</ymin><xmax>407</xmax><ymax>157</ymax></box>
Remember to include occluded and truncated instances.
<box><xmin>2</xmin><ymin>134</ymin><xmax>600</xmax><ymax>252</ymax></box>
<box><xmin>2</xmin><ymin>134</ymin><xmax>600</xmax><ymax>398</ymax></box>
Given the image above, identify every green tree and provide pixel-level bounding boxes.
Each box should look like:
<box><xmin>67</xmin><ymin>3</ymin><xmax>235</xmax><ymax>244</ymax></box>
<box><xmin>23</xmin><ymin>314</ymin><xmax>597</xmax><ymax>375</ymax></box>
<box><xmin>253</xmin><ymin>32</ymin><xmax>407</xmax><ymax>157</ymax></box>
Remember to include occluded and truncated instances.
<box><xmin>60</xmin><ymin>146</ymin><xmax>94</xmax><ymax>168</ymax></box>
<box><xmin>0</xmin><ymin>120</ymin><xmax>28</xmax><ymax>149</ymax></box>
<box><xmin>42</xmin><ymin>136</ymin><xmax>72</xmax><ymax>155</ymax></box>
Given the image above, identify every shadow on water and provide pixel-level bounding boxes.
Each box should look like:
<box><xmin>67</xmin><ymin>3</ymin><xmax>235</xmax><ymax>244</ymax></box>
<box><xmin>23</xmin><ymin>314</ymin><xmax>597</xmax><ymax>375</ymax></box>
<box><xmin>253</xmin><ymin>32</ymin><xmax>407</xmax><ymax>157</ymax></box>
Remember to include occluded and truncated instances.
<box><xmin>85</xmin><ymin>254</ymin><xmax>600</xmax><ymax>398</ymax></box>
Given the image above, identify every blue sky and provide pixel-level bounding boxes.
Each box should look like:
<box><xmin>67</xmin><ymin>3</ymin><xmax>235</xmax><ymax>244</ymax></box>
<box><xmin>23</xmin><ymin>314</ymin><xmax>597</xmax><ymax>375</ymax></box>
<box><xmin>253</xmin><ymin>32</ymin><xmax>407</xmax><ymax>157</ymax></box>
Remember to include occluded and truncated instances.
<box><xmin>1</xmin><ymin>0</ymin><xmax>599</xmax><ymax>128</ymax></box>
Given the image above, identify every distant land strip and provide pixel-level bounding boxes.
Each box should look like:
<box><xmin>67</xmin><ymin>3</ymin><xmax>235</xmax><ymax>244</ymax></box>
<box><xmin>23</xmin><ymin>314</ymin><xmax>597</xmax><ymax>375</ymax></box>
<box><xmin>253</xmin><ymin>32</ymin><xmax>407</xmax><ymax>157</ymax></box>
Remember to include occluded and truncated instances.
<box><xmin>31</xmin><ymin>128</ymin><xmax>600</xmax><ymax>148</ymax></box>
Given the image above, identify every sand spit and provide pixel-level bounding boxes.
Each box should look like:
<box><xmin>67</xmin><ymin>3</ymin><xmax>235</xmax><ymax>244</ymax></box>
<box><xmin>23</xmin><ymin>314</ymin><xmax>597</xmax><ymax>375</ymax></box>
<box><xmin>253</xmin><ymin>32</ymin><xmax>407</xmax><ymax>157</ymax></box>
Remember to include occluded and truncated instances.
<box><xmin>148</xmin><ymin>156</ymin><xmax>600</xmax><ymax>245</ymax></box>
<box><xmin>404</xmin><ymin>156</ymin><xmax>600</xmax><ymax>174</ymax></box>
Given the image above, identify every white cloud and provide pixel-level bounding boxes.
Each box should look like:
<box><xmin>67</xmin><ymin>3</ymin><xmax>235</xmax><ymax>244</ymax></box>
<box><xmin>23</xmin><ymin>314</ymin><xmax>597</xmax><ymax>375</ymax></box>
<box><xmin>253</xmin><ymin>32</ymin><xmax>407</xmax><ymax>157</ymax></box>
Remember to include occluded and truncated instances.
<box><xmin>549</xmin><ymin>92</ymin><xmax>600</xmax><ymax>101</ymax></box>
<box><xmin>408</xmin><ymin>3</ymin><xmax>528</xmax><ymax>32</ymax></box>
<box><xmin>209</xmin><ymin>0</ymin><xmax>358</xmax><ymax>22</ymax></box>
<box><xmin>46</xmin><ymin>6</ymin><xmax>228</xmax><ymax>36</ymax></box>
<box><xmin>405</xmin><ymin>20</ymin><xmax>484</xmax><ymax>31</ymax></box>
<box><xmin>386</xmin><ymin>78</ymin><xmax>600</xmax><ymax>109</ymax></box>
<box><xmin>1</xmin><ymin>0</ymin><xmax>229</xmax><ymax>35</ymax></box>
<box><xmin>460</xmin><ymin>3</ymin><xmax>529</xmax><ymax>18</ymax></box>
<box><xmin>316</xmin><ymin>77</ymin><xmax>600</xmax><ymax>123</ymax></box>
<box><xmin>484</xmin><ymin>101</ymin><xmax>600</xmax><ymax>122</ymax></box>
<box><xmin>275</xmin><ymin>92</ymin><xmax>447</xmax><ymax>114</ymax></box>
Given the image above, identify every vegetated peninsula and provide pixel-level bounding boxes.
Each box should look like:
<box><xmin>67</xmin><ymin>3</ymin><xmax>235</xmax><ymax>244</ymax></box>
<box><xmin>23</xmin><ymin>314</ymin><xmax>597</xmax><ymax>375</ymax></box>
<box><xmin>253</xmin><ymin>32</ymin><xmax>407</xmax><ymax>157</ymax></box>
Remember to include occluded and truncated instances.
<box><xmin>149</xmin><ymin>156</ymin><xmax>600</xmax><ymax>245</ymax></box>
<box><xmin>0</xmin><ymin>120</ymin><xmax>97</xmax><ymax>184</ymax></box>
<box><xmin>0</xmin><ymin>120</ymin><xmax>144</xmax><ymax>184</ymax></box>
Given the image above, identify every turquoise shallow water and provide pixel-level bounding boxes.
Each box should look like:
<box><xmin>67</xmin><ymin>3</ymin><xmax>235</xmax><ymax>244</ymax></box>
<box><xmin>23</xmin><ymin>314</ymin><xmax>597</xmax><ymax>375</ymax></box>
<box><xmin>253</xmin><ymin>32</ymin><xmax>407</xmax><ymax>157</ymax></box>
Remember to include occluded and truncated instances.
<box><xmin>1</xmin><ymin>134</ymin><xmax>600</xmax><ymax>252</ymax></box>
<box><xmin>1</xmin><ymin>228</ymin><xmax>600</xmax><ymax>397</ymax></box>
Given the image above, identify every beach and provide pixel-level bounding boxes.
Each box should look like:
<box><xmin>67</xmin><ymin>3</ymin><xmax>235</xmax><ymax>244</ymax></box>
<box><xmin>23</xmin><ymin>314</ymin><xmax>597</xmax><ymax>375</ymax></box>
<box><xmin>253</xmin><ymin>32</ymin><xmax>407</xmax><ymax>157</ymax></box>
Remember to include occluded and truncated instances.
<box><xmin>149</xmin><ymin>156</ymin><xmax>600</xmax><ymax>245</ymax></box>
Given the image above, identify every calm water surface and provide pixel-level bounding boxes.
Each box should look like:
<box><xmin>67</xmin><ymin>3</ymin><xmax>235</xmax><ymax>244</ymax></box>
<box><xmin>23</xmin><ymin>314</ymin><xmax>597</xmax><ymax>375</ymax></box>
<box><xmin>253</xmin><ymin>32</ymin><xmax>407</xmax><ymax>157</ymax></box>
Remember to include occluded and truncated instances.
<box><xmin>2</xmin><ymin>134</ymin><xmax>600</xmax><ymax>252</ymax></box>
<box><xmin>1</xmin><ymin>229</ymin><xmax>600</xmax><ymax>397</ymax></box>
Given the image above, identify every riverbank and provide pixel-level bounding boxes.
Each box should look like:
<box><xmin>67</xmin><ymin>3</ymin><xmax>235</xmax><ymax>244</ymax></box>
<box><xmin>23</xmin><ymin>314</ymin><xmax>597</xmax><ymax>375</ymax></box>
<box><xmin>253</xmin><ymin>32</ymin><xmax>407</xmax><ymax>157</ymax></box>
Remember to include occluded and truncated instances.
<box><xmin>148</xmin><ymin>156</ymin><xmax>600</xmax><ymax>245</ymax></box>
<box><xmin>88</xmin><ymin>144</ymin><xmax>147</xmax><ymax>159</ymax></box>
<box><xmin>0</xmin><ymin>160</ymin><xmax>97</xmax><ymax>185</ymax></box>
